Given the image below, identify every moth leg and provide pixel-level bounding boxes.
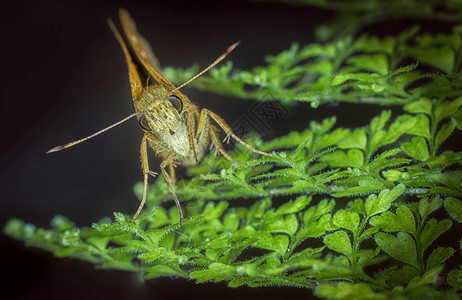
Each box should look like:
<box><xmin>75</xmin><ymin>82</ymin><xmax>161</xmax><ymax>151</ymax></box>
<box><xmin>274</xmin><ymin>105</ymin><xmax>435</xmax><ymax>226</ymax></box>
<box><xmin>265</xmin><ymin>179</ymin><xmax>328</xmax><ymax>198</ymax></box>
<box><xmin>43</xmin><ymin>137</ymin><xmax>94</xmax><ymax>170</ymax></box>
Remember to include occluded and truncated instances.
<box><xmin>196</xmin><ymin>109</ymin><xmax>272</xmax><ymax>157</ymax></box>
<box><xmin>133</xmin><ymin>135</ymin><xmax>155</xmax><ymax>219</ymax></box>
<box><xmin>209</xmin><ymin>125</ymin><xmax>236</xmax><ymax>164</ymax></box>
<box><xmin>161</xmin><ymin>164</ymin><xmax>177</xmax><ymax>202</ymax></box>
<box><xmin>162</xmin><ymin>162</ymin><xmax>177</xmax><ymax>202</ymax></box>
<box><xmin>160</xmin><ymin>153</ymin><xmax>184</xmax><ymax>224</ymax></box>
<box><xmin>184</xmin><ymin>111</ymin><xmax>198</xmax><ymax>162</ymax></box>
<box><xmin>169</xmin><ymin>164</ymin><xmax>176</xmax><ymax>185</ymax></box>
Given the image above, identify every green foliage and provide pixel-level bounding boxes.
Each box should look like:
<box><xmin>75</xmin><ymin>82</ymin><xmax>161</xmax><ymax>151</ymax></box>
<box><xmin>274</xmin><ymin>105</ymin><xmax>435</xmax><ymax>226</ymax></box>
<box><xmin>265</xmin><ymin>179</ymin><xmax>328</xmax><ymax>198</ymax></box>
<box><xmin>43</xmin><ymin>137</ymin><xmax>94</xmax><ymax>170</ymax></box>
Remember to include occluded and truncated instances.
<box><xmin>164</xmin><ymin>25</ymin><xmax>462</xmax><ymax>108</ymax></box>
<box><xmin>5</xmin><ymin>97</ymin><xmax>461</xmax><ymax>295</ymax></box>
<box><xmin>4</xmin><ymin>2</ymin><xmax>462</xmax><ymax>299</ymax></box>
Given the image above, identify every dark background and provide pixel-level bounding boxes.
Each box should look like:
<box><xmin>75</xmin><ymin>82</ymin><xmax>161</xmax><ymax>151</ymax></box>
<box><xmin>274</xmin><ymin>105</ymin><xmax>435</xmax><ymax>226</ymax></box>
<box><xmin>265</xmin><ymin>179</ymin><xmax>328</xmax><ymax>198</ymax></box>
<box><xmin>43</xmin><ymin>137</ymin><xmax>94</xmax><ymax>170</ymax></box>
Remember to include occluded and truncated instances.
<box><xmin>2</xmin><ymin>1</ymin><xmax>458</xmax><ymax>300</ymax></box>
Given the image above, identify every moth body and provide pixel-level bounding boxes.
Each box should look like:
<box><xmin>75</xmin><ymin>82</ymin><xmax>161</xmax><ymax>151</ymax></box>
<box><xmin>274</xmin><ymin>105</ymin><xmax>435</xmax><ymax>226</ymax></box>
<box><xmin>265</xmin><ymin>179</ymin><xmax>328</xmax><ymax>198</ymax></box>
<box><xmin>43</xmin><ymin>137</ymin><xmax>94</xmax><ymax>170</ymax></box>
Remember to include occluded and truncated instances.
<box><xmin>48</xmin><ymin>9</ymin><xmax>271</xmax><ymax>224</ymax></box>
<box><xmin>135</xmin><ymin>85</ymin><xmax>210</xmax><ymax>166</ymax></box>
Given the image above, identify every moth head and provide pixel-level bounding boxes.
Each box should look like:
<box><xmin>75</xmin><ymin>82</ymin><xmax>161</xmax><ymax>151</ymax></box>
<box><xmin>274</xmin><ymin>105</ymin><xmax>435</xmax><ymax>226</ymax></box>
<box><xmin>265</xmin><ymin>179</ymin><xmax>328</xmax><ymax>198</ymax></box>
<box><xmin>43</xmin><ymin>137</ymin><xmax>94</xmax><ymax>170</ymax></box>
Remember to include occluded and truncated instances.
<box><xmin>136</xmin><ymin>87</ymin><xmax>186</xmax><ymax>136</ymax></box>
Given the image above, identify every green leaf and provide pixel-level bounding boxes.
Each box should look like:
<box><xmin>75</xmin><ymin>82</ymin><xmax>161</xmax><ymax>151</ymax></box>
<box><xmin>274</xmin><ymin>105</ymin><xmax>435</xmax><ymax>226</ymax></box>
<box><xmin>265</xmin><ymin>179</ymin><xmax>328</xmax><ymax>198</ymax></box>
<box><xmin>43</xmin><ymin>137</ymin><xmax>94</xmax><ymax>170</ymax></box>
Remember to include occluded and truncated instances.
<box><xmin>337</xmin><ymin>129</ymin><xmax>367</xmax><ymax>150</ymax></box>
<box><xmin>406</xmin><ymin>114</ymin><xmax>431</xmax><ymax>139</ymax></box>
<box><xmin>367</xmin><ymin>148</ymin><xmax>405</xmax><ymax>170</ymax></box>
<box><xmin>404</xmin><ymin>98</ymin><xmax>432</xmax><ymax>115</ymax></box>
<box><xmin>264</xmin><ymin>214</ymin><xmax>299</xmax><ymax>237</ymax></box>
<box><xmin>406</xmin><ymin>266</ymin><xmax>443</xmax><ymax>290</ymax></box>
<box><xmin>419</xmin><ymin>196</ymin><xmax>443</xmax><ymax>222</ymax></box>
<box><xmin>435</xmin><ymin>98</ymin><xmax>462</xmax><ymax>125</ymax></box>
<box><xmin>380</xmin><ymin>115</ymin><xmax>417</xmax><ymax>146</ymax></box>
<box><xmin>347</xmin><ymin>54</ymin><xmax>389</xmax><ymax>75</ymax></box>
<box><xmin>248</xmin><ymin>198</ymin><xmax>272</xmax><ymax>219</ymax></box>
<box><xmin>369</xmin><ymin>205</ymin><xmax>416</xmax><ymax>234</ymax></box>
<box><xmin>138</xmin><ymin>247</ymin><xmax>178</xmax><ymax>263</ymax></box>
<box><xmin>365</xmin><ymin>184</ymin><xmax>405</xmax><ymax>218</ymax></box>
<box><xmin>61</xmin><ymin>229</ymin><xmax>80</xmax><ymax>247</ymax></box>
<box><xmin>420</xmin><ymin>219</ymin><xmax>452</xmax><ymax>252</ymax></box>
<box><xmin>358</xmin><ymin>227</ymin><xmax>379</xmax><ymax>242</ymax></box>
<box><xmin>347</xmin><ymin>199</ymin><xmax>366</xmax><ymax>216</ymax></box>
<box><xmin>427</xmin><ymin>247</ymin><xmax>454</xmax><ymax>270</ymax></box>
<box><xmin>51</xmin><ymin>215</ymin><xmax>76</xmax><ymax>232</ymax></box>
<box><xmin>447</xmin><ymin>267</ymin><xmax>462</xmax><ymax>289</ymax></box>
<box><xmin>356</xmin><ymin>248</ymin><xmax>380</xmax><ymax>265</ymax></box>
<box><xmin>426</xmin><ymin>150</ymin><xmax>462</xmax><ymax>169</ymax></box>
<box><xmin>333</xmin><ymin>210</ymin><xmax>360</xmax><ymax>234</ymax></box>
<box><xmin>370</xmin><ymin>110</ymin><xmax>392</xmax><ymax>133</ymax></box>
<box><xmin>321</xmin><ymin>149</ymin><xmax>364</xmax><ymax>167</ymax></box>
<box><xmin>254</xmin><ymin>233</ymin><xmax>289</xmax><ymax>254</ymax></box>
<box><xmin>444</xmin><ymin>197</ymin><xmax>462</xmax><ymax>222</ymax></box>
<box><xmin>435</xmin><ymin>118</ymin><xmax>456</xmax><ymax>147</ymax></box>
<box><xmin>333</xmin><ymin>180</ymin><xmax>386</xmax><ymax>198</ymax></box>
<box><xmin>401</xmin><ymin>136</ymin><xmax>429</xmax><ymax>161</ymax></box>
<box><xmin>202</xmin><ymin>202</ymin><xmax>229</xmax><ymax>221</ymax></box>
<box><xmin>223</xmin><ymin>210</ymin><xmax>240</xmax><ymax>231</ymax></box>
<box><xmin>381</xmin><ymin>265</ymin><xmax>420</xmax><ymax>287</ymax></box>
<box><xmin>324</xmin><ymin>230</ymin><xmax>352</xmax><ymax>256</ymax></box>
<box><xmin>145</xmin><ymin>265</ymin><xmax>185</xmax><ymax>279</ymax></box>
<box><xmin>454</xmin><ymin>108</ymin><xmax>462</xmax><ymax>130</ymax></box>
<box><xmin>414</xmin><ymin>45</ymin><xmax>454</xmax><ymax>73</ymax></box>
<box><xmin>374</xmin><ymin>232</ymin><xmax>418</xmax><ymax>268</ymax></box>
<box><xmin>87</xmin><ymin>237</ymin><xmax>109</xmax><ymax>251</ymax></box>
<box><xmin>189</xmin><ymin>263</ymin><xmax>235</xmax><ymax>282</ymax></box>
<box><xmin>275</xmin><ymin>196</ymin><xmax>311</xmax><ymax>215</ymax></box>
<box><xmin>303</xmin><ymin>199</ymin><xmax>336</xmax><ymax>224</ymax></box>
<box><xmin>382</xmin><ymin>170</ymin><xmax>409</xmax><ymax>182</ymax></box>
<box><xmin>316</xmin><ymin>283</ymin><xmax>378</xmax><ymax>300</ymax></box>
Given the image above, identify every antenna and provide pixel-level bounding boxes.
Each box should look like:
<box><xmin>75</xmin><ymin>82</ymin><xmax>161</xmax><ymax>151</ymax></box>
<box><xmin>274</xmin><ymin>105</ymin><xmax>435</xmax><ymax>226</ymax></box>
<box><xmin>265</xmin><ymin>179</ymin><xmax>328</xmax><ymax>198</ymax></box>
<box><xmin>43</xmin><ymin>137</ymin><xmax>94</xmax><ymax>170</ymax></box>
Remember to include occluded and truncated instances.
<box><xmin>170</xmin><ymin>41</ymin><xmax>240</xmax><ymax>94</ymax></box>
<box><xmin>47</xmin><ymin>112</ymin><xmax>139</xmax><ymax>153</ymax></box>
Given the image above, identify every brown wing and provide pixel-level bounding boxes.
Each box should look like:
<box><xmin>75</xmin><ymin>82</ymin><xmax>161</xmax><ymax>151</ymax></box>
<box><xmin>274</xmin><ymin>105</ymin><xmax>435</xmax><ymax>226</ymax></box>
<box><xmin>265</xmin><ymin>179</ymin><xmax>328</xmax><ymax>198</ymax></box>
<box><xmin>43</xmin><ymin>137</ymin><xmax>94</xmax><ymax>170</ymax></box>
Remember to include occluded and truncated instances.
<box><xmin>118</xmin><ymin>9</ymin><xmax>161</xmax><ymax>71</ymax></box>
<box><xmin>118</xmin><ymin>8</ymin><xmax>176</xmax><ymax>91</ymax></box>
<box><xmin>107</xmin><ymin>19</ymin><xmax>144</xmax><ymax>102</ymax></box>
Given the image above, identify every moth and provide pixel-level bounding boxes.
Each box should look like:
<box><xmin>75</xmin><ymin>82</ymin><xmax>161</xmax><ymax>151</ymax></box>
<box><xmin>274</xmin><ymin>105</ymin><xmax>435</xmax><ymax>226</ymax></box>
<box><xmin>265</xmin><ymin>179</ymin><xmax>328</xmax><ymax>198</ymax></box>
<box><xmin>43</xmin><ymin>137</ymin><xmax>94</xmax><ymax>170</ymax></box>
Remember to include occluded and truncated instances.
<box><xmin>48</xmin><ymin>9</ymin><xmax>272</xmax><ymax>223</ymax></box>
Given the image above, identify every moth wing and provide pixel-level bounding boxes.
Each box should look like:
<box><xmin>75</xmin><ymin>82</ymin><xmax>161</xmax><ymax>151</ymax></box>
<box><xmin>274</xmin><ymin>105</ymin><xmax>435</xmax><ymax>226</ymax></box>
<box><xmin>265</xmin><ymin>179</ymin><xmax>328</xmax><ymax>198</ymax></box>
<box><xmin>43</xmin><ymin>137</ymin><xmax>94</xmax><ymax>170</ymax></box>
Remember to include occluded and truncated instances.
<box><xmin>108</xmin><ymin>19</ymin><xmax>144</xmax><ymax>101</ymax></box>
<box><xmin>119</xmin><ymin>8</ymin><xmax>176</xmax><ymax>91</ymax></box>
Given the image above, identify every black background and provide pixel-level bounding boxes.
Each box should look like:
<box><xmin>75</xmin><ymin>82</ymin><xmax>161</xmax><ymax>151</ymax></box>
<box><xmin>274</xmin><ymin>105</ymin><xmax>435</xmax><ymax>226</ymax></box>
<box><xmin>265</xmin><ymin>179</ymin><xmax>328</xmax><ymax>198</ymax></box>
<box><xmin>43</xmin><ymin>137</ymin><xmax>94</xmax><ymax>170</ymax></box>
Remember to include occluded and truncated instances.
<box><xmin>2</xmin><ymin>1</ymin><xmax>458</xmax><ymax>300</ymax></box>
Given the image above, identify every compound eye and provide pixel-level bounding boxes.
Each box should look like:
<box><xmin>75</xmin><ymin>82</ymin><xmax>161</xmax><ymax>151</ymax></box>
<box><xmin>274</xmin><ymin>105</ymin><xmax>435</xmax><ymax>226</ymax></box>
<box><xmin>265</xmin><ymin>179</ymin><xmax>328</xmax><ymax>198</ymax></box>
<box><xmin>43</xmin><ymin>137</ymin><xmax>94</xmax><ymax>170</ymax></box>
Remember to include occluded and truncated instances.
<box><xmin>138</xmin><ymin>113</ymin><xmax>151</xmax><ymax>131</ymax></box>
<box><xmin>168</xmin><ymin>95</ymin><xmax>183</xmax><ymax>112</ymax></box>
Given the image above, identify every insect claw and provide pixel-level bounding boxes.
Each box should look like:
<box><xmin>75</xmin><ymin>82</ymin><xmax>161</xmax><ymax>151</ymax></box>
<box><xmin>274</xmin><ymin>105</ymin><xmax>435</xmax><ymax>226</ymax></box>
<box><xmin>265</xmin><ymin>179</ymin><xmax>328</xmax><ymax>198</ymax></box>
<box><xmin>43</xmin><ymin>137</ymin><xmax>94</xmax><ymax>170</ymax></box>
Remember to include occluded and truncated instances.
<box><xmin>223</xmin><ymin>134</ymin><xmax>231</xmax><ymax>144</ymax></box>
<box><xmin>148</xmin><ymin>171</ymin><xmax>158</xmax><ymax>177</ymax></box>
